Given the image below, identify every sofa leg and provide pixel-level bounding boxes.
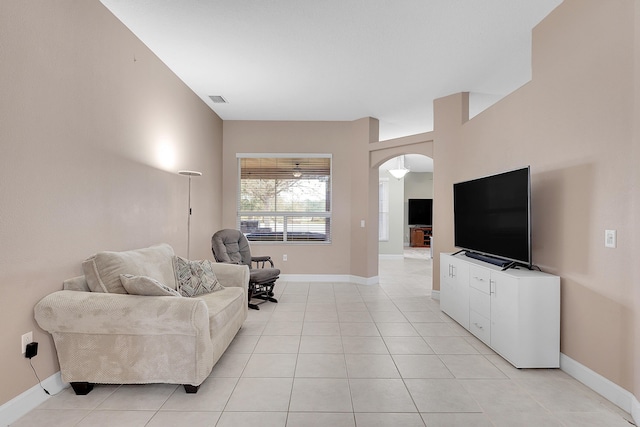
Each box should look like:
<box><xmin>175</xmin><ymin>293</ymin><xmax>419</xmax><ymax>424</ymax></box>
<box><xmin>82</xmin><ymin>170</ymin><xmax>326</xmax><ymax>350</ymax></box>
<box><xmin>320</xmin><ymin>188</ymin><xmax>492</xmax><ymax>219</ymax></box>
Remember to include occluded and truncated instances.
<box><xmin>183</xmin><ymin>384</ymin><xmax>200</xmax><ymax>393</ymax></box>
<box><xmin>70</xmin><ymin>382</ymin><xmax>94</xmax><ymax>395</ymax></box>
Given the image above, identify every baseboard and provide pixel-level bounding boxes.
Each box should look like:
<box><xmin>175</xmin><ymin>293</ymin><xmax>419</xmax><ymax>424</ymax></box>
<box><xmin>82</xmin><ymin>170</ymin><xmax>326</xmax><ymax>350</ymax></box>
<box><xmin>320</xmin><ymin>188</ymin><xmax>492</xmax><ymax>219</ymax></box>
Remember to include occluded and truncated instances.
<box><xmin>431</xmin><ymin>290</ymin><xmax>440</xmax><ymax>300</ymax></box>
<box><xmin>560</xmin><ymin>353</ymin><xmax>637</xmax><ymax>422</ymax></box>
<box><xmin>0</xmin><ymin>371</ymin><xmax>68</xmax><ymax>426</ymax></box>
<box><xmin>351</xmin><ymin>275</ymin><xmax>380</xmax><ymax>285</ymax></box>
<box><xmin>279</xmin><ymin>274</ymin><xmax>379</xmax><ymax>285</ymax></box>
<box><xmin>633</xmin><ymin>396</ymin><xmax>640</xmax><ymax>426</ymax></box>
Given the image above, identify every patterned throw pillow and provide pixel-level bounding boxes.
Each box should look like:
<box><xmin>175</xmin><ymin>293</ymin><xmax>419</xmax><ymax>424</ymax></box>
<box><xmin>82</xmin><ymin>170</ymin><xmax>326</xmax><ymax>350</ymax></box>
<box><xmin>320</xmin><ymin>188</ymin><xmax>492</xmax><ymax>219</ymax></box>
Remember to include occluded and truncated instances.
<box><xmin>119</xmin><ymin>274</ymin><xmax>182</xmax><ymax>297</ymax></box>
<box><xmin>173</xmin><ymin>256</ymin><xmax>224</xmax><ymax>297</ymax></box>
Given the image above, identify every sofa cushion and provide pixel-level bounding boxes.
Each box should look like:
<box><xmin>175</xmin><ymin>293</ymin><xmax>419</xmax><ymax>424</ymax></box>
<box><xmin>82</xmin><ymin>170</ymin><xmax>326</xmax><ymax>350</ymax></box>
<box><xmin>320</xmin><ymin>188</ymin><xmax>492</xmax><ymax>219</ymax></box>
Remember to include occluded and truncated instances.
<box><xmin>120</xmin><ymin>274</ymin><xmax>182</xmax><ymax>297</ymax></box>
<box><xmin>174</xmin><ymin>256</ymin><xmax>224</xmax><ymax>297</ymax></box>
<box><xmin>197</xmin><ymin>286</ymin><xmax>245</xmax><ymax>336</ymax></box>
<box><xmin>82</xmin><ymin>244</ymin><xmax>176</xmax><ymax>294</ymax></box>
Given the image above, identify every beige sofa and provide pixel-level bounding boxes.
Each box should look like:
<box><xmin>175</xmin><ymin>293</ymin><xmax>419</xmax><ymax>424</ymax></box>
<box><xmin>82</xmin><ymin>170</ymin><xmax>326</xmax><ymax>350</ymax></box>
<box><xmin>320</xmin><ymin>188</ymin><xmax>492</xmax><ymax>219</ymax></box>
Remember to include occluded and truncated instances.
<box><xmin>34</xmin><ymin>244</ymin><xmax>249</xmax><ymax>395</ymax></box>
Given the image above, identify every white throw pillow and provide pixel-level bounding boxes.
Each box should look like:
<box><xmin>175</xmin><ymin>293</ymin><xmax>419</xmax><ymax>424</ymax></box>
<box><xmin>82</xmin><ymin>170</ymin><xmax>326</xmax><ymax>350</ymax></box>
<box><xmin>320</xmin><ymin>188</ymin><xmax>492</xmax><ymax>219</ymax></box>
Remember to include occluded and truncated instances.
<box><xmin>83</xmin><ymin>244</ymin><xmax>176</xmax><ymax>293</ymax></box>
<box><xmin>120</xmin><ymin>274</ymin><xmax>182</xmax><ymax>297</ymax></box>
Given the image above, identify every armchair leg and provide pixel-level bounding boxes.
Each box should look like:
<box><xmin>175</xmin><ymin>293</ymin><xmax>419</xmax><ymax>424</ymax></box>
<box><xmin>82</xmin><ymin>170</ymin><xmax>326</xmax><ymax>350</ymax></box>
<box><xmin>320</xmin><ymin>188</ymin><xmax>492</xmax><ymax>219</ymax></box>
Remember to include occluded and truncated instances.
<box><xmin>70</xmin><ymin>382</ymin><xmax>94</xmax><ymax>395</ymax></box>
<box><xmin>247</xmin><ymin>281</ymin><xmax>278</xmax><ymax>309</ymax></box>
<box><xmin>253</xmin><ymin>295</ymin><xmax>278</xmax><ymax>303</ymax></box>
<box><xmin>183</xmin><ymin>384</ymin><xmax>200</xmax><ymax>393</ymax></box>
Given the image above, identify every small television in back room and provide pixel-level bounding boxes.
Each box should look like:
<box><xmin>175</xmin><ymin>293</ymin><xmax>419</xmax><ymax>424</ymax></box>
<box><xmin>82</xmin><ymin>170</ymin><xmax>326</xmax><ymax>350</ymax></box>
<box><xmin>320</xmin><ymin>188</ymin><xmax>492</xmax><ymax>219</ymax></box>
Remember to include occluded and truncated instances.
<box><xmin>408</xmin><ymin>198</ymin><xmax>433</xmax><ymax>226</ymax></box>
<box><xmin>453</xmin><ymin>166</ymin><xmax>531</xmax><ymax>268</ymax></box>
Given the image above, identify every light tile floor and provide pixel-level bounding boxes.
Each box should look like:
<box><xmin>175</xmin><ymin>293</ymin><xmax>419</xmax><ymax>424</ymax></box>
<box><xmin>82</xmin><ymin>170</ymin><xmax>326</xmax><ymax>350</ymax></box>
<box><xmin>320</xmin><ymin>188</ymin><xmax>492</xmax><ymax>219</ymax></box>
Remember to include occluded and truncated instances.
<box><xmin>12</xmin><ymin>250</ymin><xmax>634</xmax><ymax>426</ymax></box>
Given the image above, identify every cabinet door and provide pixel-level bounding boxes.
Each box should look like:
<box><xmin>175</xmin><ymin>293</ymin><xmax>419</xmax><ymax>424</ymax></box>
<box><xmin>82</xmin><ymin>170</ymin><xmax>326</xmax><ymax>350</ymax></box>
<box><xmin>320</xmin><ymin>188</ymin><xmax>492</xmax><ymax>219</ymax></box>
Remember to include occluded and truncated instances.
<box><xmin>490</xmin><ymin>272</ymin><xmax>519</xmax><ymax>364</ymax></box>
<box><xmin>440</xmin><ymin>255</ymin><xmax>469</xmax><ymax>329</ymax></box>
<box><xmin>439</xmin><ymin>256</ymin><xmax>454</xmax><ymax>316</ymax></box>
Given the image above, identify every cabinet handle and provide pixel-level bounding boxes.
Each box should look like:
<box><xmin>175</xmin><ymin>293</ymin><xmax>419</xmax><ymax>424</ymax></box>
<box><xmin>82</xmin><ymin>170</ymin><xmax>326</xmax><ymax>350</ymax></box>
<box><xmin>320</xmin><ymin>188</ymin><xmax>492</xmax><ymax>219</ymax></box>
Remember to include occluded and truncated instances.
<box><xmin>490</xmin><ymin>280</ymin><xmax>495</xmax><ymax>295</ymax></box>
<box><xmin>473</xmin><ymin>322</ymin><xmax>483</xmax><ymax>330</ymax></box>
<box><xmin>473</xmin><ymin>276</ymin><xmax>484</xmax><ymax>282</ymax></box>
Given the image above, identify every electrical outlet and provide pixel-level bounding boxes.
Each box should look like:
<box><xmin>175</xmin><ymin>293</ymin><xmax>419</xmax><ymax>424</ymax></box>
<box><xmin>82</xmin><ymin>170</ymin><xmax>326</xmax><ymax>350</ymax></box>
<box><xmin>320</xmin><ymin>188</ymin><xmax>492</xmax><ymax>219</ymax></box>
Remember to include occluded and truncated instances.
<box><xmin>283</xmin><ymin>254</ymin><xmax>288</xmax><ymax>261</ymax></box>
<box><xmin>605</xmin><ymin>230</ymin><xmax>617</xmax><ymax>248</ymax></box>
<box><xmin>21</xmin><ymin>332</ymin><xmax>33</xmax><ymax>354</ymax></box>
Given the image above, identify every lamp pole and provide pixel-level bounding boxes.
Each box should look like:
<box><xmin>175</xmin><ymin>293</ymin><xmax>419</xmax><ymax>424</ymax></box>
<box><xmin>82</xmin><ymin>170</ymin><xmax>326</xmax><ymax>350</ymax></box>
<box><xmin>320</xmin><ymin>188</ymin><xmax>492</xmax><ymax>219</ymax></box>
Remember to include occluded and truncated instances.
<box><xmin>178</xmin><ymin>170</ymin><xmax>202</xmax><ymax>259</ymax></box>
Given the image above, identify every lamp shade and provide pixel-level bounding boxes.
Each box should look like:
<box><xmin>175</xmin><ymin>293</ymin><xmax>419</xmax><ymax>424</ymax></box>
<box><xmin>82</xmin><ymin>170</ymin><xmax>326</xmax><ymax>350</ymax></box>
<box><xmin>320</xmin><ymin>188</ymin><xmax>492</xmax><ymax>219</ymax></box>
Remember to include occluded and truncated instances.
<box><xmin>388</xmin><ymin>168</ymin><xmax>410</xmax><ymax>179</ymax></box>
<box><xmin>388</xmin><ymin>156</ymin><xmax>409</xmax><ymax>179</ymax></box>
<box><xmin>178</xmin><ymin>170</ymin><xmax>202</xmax><ymax>177</ymax></box>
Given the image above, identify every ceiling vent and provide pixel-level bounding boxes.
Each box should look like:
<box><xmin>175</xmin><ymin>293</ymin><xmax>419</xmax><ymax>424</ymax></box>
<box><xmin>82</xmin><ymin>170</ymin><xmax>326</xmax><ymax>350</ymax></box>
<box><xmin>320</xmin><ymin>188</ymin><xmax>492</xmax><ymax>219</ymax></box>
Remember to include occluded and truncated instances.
<box><xmin>209</xmin><ymin>95</ymin><xmax>228</xmax><ymax>104</ymax></box>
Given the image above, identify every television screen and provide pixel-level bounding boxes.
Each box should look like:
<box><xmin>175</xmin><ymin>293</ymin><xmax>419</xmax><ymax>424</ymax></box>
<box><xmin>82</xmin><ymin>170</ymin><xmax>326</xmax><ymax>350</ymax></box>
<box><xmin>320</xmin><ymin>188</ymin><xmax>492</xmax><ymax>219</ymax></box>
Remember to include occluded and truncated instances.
<box><xmin>408</xmin><ymin>199</ymin><xmax>433</xmax><ymax>226</ymax></box>
<box><xmin>453</xmin><ymin>167</ymin><xmax>531</xmax><ymax>266</ymax></box>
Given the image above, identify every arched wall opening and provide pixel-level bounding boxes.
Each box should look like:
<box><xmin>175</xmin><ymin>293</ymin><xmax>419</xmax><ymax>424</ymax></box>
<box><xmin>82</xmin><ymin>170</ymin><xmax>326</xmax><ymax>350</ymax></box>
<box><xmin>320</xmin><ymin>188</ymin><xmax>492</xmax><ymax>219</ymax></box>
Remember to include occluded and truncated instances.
<box><xmin>368</xmin><ymin>136</ymin><xmax>435</xmax><ymax>290</ymax></box>
<box><xmin>378</xmin><ymin>154</ymin><xmax>434</xmax><ymax>257</ymax></box>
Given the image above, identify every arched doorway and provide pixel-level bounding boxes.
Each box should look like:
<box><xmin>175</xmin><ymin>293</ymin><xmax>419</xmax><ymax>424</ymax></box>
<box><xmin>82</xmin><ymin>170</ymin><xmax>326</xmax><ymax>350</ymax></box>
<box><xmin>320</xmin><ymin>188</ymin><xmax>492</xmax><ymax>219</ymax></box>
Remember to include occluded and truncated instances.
<box><xmin>378</xmin><ymin>154</ymin><xmax>434</xmax><ymax>258</ymax></box>
<box><xmin>367</xmin><ymin>135</ymin><xmax>434</xmax><ymax>289</ymax></box>
<box><xmin>373</xmin><ymin>148</ymin><xmax>434</xmax><ymax>295</ymax></box>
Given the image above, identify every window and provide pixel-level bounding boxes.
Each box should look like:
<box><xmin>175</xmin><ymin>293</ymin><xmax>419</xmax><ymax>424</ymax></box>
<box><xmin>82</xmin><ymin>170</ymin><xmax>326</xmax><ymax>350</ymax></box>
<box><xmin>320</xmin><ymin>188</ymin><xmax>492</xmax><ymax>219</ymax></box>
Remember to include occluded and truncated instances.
<box><xmin>379</xmin><ymin>178</ymin><xmax>389</xmax><ymax>241</ymax></box>
<box><xmin>238</xmin><ymin>155</ymin><xmax>331</xmax><ymax>243</ymax></box>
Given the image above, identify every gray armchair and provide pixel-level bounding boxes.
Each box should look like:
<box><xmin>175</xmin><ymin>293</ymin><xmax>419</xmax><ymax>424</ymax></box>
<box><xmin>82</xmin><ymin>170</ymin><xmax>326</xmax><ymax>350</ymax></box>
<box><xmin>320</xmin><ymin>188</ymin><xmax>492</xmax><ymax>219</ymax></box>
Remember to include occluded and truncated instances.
<box><xmin>212</xmin><ymin>229</ymin><xmax>279</xmax><ymax>310</ymax></box>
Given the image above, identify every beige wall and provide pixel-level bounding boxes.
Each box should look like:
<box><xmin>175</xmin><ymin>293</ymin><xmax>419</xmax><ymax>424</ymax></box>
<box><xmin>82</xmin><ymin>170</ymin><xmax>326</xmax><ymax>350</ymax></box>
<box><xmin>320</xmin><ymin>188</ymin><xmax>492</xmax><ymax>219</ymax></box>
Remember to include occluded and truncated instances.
<box><xmin>634</xmin><ymin>0</ymin><xmax>640</xmax><ymax>406</ymax></box>
<box><xmin>0</xmin><ymin>0</ymin><xmax>223</xmax><ymax>406</ymax></box>
<box><xmin>432</xmin><ymin>0</ymin><xmax>637</xmax><ymax>394</ymax></box>
<box><xmin>221</xmin><ymin>119</ymin><xmax>379</xmax><ymax>278</ymax></box>
<box><xmin>404</xmin><ymin>172</ymin><xmax>434</xmax><ymax>200</ymax></box>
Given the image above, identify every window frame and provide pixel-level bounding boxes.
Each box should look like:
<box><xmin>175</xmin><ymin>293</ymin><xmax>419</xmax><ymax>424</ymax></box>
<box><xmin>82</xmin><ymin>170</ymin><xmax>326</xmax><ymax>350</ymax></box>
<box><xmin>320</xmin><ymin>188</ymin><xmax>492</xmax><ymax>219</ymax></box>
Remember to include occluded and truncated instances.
<box><xmin>379</xmin><ymin>177</ymin><xmax>390</xmax><ymax>241</ymax></box>
<box><xmin>236</xmin><ymin>153</ymin><xmax>333</xmax><ymax>244</ymax></box>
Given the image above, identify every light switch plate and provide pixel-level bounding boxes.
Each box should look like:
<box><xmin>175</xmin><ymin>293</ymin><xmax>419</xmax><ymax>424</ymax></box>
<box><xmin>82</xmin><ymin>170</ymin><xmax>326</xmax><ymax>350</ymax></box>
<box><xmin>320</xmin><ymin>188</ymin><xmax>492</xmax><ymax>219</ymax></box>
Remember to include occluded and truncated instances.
<box><xmin>605</xmin><ymin>230</ymin><xmax>616</xmax><ymax>248</ymax></box>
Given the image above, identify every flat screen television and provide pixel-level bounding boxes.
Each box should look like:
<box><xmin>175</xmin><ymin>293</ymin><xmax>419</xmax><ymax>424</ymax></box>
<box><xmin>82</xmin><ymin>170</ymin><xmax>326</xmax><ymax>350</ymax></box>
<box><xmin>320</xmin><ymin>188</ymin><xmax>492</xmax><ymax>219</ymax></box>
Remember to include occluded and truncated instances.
<box><xmin>408</xmin><ymin>198</ymin><xmax>433</xmax><ymax>226</ymax></box>
<box><xmin>453</xmin><ymin>166</ymin><xmax>531</xmax><ymax>267</ymax></box>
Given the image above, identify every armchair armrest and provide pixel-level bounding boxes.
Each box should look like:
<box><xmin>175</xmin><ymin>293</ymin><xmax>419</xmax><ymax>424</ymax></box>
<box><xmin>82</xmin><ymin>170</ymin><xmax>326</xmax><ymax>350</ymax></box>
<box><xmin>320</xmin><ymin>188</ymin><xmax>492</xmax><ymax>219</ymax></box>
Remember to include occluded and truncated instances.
<box><xmin>251</xmin><ymin>256</ymin><xmax>275</xmax><ymax>268</ymax></box>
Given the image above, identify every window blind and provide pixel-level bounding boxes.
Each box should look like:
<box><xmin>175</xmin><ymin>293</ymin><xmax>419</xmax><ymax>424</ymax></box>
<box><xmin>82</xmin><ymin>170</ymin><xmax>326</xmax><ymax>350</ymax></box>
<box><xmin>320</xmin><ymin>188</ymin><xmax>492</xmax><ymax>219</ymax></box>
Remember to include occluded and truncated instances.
<box><xmin>237</xmin><ymin>155</ymin><xmax>332</xmax><ymax>243</ymax></box>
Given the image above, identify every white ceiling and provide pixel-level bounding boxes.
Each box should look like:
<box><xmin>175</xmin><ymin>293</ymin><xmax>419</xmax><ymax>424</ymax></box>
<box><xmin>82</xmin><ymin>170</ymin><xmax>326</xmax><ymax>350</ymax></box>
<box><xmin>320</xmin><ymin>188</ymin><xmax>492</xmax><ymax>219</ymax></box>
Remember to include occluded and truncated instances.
<box><xmin>100</xmin><ymin>0</ymin><xmax>562</xmax><ymax>142</ymax></box>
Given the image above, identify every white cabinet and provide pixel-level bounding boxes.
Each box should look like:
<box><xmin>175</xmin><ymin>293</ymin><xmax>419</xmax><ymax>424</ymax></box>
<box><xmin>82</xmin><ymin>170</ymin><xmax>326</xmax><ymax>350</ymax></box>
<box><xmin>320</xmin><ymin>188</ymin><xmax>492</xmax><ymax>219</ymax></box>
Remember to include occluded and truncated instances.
<box><xmin>440</xmin><ymin>253</ymin><xmax>560</xmax><ymax>368</ymax></box>
<box><xmin>440</xmin><ymin>254</ymin><xmax>469</xmax><ymax>329</ymax></box>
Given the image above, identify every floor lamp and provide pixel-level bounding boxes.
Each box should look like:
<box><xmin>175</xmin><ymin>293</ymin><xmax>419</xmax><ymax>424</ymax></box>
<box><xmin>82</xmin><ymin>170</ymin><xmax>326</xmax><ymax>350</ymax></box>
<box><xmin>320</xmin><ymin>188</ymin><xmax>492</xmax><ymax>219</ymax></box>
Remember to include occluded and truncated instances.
<box><xmin>178</xmin><ymin>170</ymin><xmax>202</xmax><ymax>259</ymax></box>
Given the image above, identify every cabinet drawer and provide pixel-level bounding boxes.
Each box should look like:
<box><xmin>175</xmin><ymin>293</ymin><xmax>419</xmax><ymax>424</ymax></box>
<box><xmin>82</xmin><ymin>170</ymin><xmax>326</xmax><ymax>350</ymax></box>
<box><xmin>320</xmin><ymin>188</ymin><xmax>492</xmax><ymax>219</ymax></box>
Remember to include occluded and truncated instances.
<box><xmin>469</xmin><ymin>286</ymin><xmax>490</xmax><ymax>318</ymax></box>
<box><xmin>469</xmin><ymin>266</ymin><xmax>491</xmax><ymax>293</ymax></box>
<box><xmin>469</xmin><ymin>310</ymin><xmax>491</xmax><ymax>345</ymax></box>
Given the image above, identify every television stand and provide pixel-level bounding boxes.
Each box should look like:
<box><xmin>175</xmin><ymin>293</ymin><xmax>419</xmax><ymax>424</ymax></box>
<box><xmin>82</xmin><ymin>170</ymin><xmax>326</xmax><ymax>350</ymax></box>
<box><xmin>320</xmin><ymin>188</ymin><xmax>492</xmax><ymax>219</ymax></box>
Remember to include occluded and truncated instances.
<box><xmin>410</xmin><ymin>226</ymin><xmax>432</xmax><ymax>247</ymax></box>
<box><xmin>440</xmin><ymin>253</ymin><xmax>560</xmax><ymax>368</ymax></box>
<box><xmin>464</xmin><ymin>251</ymin><xmax>509</xmax><ymax>267</ymax></box>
